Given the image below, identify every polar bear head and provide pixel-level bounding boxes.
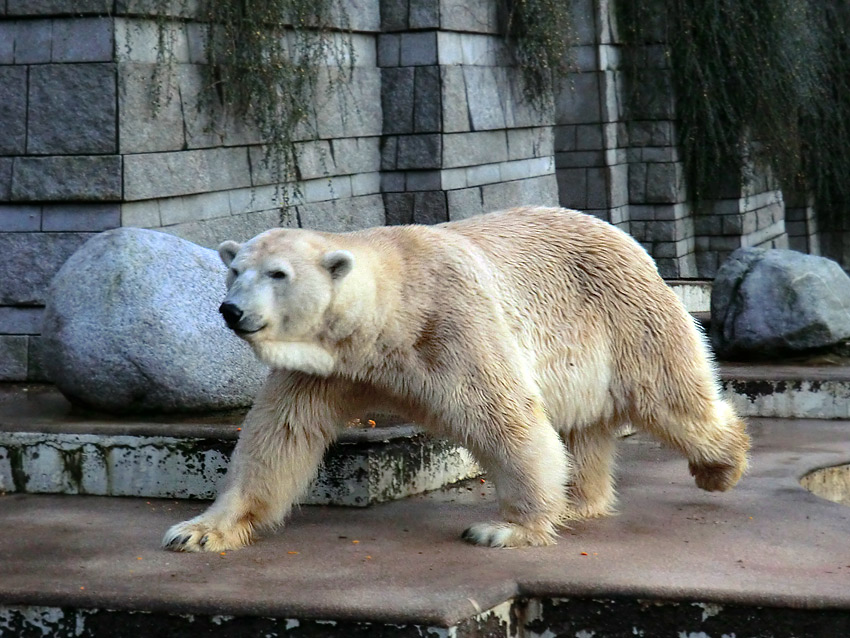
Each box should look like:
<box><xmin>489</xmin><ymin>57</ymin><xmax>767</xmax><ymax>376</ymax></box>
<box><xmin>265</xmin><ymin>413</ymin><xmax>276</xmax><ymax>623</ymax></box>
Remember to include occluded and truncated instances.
<box><xmin>217</xmin><ymin>228</ymin><xmax>360</xmax><ymax>376</ymax></box>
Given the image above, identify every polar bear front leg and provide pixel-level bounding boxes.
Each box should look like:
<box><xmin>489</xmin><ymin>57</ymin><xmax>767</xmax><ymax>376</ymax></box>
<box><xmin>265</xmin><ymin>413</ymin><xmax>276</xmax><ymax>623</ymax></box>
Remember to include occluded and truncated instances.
<box><xmin>163</xmin><ymin>372</ymin><xmax>342</xmax><ymax>552</ymax></box>
<box><xmin>460</xmin><ymin>399</ymin><xmax>571</xmax><ymax>548</ymax></box>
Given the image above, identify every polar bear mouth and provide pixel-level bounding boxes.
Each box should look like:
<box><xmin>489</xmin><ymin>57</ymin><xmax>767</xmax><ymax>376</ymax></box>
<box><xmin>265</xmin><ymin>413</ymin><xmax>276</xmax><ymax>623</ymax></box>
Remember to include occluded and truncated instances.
<box><xmin>234</xmin><ymin>325</ymin><xmax>266</xmax><ymax>337</ymax></box>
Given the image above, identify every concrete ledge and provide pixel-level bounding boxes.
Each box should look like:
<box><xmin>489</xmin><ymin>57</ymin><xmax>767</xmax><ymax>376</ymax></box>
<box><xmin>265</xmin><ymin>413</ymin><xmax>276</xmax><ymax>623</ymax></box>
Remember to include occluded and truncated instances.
<box><xmin>720</xmin><ymin>363</ymin><xmax>850</xmax><ymax>419</ymax></box>
<box><xmin>0</xmin><ymin>387</ymin><xmax>480</xmax><ymax>505</ymax></box>
<box><xmin>1</xmin><ymin>418</ymin><xmax>848</xmax><ymax>635</ymax></box>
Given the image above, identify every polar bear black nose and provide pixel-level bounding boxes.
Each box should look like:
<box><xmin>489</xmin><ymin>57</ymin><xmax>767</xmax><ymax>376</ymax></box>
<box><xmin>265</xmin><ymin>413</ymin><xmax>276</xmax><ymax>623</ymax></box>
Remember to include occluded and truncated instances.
<box><xmin>219</xmin><ymin>302</ymin><xmax>243</xmax><ymax>328</ymax></box>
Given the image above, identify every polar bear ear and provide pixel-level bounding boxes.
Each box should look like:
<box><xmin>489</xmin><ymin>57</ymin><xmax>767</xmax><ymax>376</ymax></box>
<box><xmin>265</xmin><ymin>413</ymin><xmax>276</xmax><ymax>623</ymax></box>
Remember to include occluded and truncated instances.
<box><xmin>322</xmin><ymin>250</ymin><xmax>354</xmax><ymax>281</ymax></box>
<box><xmin>218</xmin><ymin>240</ymin><xmax>242</xmax><ymax>267</ymax></box>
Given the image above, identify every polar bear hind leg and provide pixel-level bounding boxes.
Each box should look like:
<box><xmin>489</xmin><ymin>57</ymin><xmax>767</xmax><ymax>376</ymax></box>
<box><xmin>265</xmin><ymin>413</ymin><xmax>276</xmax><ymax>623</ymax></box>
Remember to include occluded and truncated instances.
<box><xmin>562</xmin><ymin>425</ymin><xmax>620</xmax><ymax>520</ymax></box>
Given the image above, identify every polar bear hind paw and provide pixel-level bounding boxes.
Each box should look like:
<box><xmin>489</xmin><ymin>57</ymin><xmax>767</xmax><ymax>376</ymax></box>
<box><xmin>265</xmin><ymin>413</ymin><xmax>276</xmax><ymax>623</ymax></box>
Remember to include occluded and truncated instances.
<box><xmin>462</xmin><ymin>521</ymin><xmax>557</xmax><ymax>548</ymax></box>
<box><xmin>162</xmin><ymin>518</ymin><xmax>253</xmax><ymax>553</ymax></box>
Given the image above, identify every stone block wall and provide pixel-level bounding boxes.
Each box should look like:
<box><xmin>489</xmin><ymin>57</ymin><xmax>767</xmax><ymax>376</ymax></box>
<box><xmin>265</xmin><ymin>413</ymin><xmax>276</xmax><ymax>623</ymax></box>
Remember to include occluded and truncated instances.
<box><xmin>378</xmin><ymin>0</ymin><xmax>559</xmax><ymax>224</ymax></box>
<box><xmin>0</xmin><ymin>0</ymin><xmax>827</xmax><ymax>382</ymax></box>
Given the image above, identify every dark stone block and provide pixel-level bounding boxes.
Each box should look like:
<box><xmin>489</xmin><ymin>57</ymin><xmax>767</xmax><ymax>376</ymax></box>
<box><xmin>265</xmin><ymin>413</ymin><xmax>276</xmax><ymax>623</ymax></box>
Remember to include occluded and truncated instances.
<box><xmin>408</xmin><ymin>0</ymin><xmax>439</xmax><ymax>28</ymax></box>
<box><xmin>7</xmin><ymin>0</ymin><xmax>107</xmax><ymax>14</ymax></box>
<box><xmin>383</xmin><ymin>192</ymin><xmax>414</xmax><ymax>225</ymax></box>
<box><xmin>0</xmin><ymin>66</ymin><xmax>27</xmax><ymax>154</ymax></box>
<box><xmin>380</xmin><ymin>0</ymin><xmax>408</xmax><ymax>31</ymax></box>
<box><xmin>400</xmin><ymin>31</ymin><xmax>437</xmax><ymax>66</ymax></box>
<box><xmin>413</xmin><ymin>191</ymin><xmax>448</xmax><ymax>225</ymax></box>
<box><xmin>12</xmin><ymin>20</ymin><xmax>51</xmax><ymax>63</ymax></box>
<box><xmin>0</xmin><ymin>232</ymin><xmax>96</xmax><ymax>305</ymax></box>
<box><xmin>28</xmin><ymin>63</ymin><xmax>117</xmax><ymax>154</ymax></box>
<box><xmin>0</xmin><ymin>158</ymin><xmax>13</xmax><ymax>201</ymax></box>
<box><xmin>380</xmin><ymin>136</ymin><xmax>399</xmax><ymax>171</ymax></box>
<box><xmin>397</xmin><ymin>134</ymin><xmax>441</xmax><ymax>170</ymax></box>
<box><xmin>414</xmin><ymin>66</ymin><xmax>441</xmax><ymax>132</ymax></box>
<box><xmin>52</xmin><ymin>17</ymin><xmax>113</xmax><ymax>62</ymax></box>
<box><xmin>405</xmin><ymin>170</ymin><xmax>441</xmax><ymax>191</ymax></box>
<box><xmin>12</xmin><ymin>156</ymin><xmax>122</xmax><ymax>201</ymax></box>
<box><xmin>381</xmin><ymin>67</ymin><xmax>415</xmax><ymax>134</ymax></box>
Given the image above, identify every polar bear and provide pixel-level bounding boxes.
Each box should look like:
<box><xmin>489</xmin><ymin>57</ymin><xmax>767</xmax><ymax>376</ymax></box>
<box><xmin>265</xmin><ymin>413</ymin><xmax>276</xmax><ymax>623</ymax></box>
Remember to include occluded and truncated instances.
<box><xmin>163</xmin><ymin>207</ymin><xmax>749</xmax><ymax>551</ymax></box>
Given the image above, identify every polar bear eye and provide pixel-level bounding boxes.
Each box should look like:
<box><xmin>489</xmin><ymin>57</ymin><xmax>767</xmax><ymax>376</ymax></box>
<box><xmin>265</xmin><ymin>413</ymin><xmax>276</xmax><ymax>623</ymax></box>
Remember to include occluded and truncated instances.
<box><xmin>268</xmin><ymin>270</ymin><xmax>288</xmax><ymax>280</ymax></box>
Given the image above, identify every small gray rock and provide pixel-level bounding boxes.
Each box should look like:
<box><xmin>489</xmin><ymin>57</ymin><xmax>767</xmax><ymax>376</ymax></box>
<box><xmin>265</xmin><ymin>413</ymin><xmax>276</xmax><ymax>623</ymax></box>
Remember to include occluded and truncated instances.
<box><xmin>710</xmin><ymin>247</ymin><xmax>850</xmax><ymax>360</ymax></box>
<box><xmin>42</xmin><ymin>228</ymin><xmax>267</xmax><ymax>413</ymax></box>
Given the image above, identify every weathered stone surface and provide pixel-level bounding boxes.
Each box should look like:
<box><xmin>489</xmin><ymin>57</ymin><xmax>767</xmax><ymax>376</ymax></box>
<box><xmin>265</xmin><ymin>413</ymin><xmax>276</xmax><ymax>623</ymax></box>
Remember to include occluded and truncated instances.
<box><xmin>119</xmin><ymin>63</ymin><xmax>185</xmax><ymax>153</ymax></box>
<box><xmin>409</xmin><ymin>0</ymin><xmax>439</xmax><ymax>28</ymax></box>
<box><xmin>12</xmin><ymin>156</ymin><xmax>122</xmax><ymax>201</ymax></box>
<box><xmin>412</xmin><ymin>191</ymin><xmax>448</xmax><ymax>225</ymax></box>
<box><xmin>464</xmin><ymin>66</ymin><xmax>506</xmax><ymax>131</ymax></box>
<box><xmin>6</xmin><ymin>0</ymin><xmax>107</xmax><ymax>14</ymax></box>
<box><xmin>0</xmin><ymin>66</ymin><xmax>27</xmax><ymax>154</ymax></box>
<box><xmin>413</xmin><ymin>66</ymin><xmax>441</xmax><ymax>132</ymax></box>
<box><xmin>11</xmin><ymin>20</ymin><xmax>52</xmax><ymax>63</ymax></box>
<box><xmin>0</xmin><ymin>233</ymin><xmax>96</xmax><ymax>306</ymax></box>
<box><xmin>0</xmin><ymin>336</ymin><xmax>27</xmax><ymax>381</ymax></box>
<box><xmin>52</xmin><ymin>18</ymin><xmax>113</xmax><ymax>62</ymax></box>
<box><xmin>400</xmin><ymin>32</ymin><xmax>437</xmax><ymax>66</ymax></box>
<box><xmin>28</xmin><ymin>64</ymin><xmax>117</xmax><ymax>154</ymax></box>
<box><xmin>397</xmin><ymin>134</ymin><xmax>441</xmax><ymax>170</ymax></box>
<box><xmin>711</xmin><ymin>248</ymin><xmax>850</xmax><ymax>360</ymax></box>
<box><xmin>381</xmin><ymin>67</ymin><xmax>415</xmax><ymax>135</ymax></box>
<box><xmin>0</xmin><ymin>205</ymin><xmax>41</xmax><ymax>232</ymax></box>
<box><xmin>42</xmin><ymin>203</ymin><xmax>121</xmax><ymax>232</ymax></box>
<box><xmin>42</xmin><ymin>228</ymin><xmax>268</xmax><ymax>413</ymax></box>
<box><xmin>296</xmin><ymin>194</ymin><xmax>385</xmax><ymax>232</ymax></box>
<box><xmin>380</xmin><ymin>0</ymin><xmax>408</xmax><ymax>31</ymax></box>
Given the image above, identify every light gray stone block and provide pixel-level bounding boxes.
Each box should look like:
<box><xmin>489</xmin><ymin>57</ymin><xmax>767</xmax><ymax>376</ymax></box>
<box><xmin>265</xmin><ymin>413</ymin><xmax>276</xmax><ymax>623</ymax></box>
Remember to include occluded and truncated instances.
<box><xmin>447</xmin><ymin>187</ymin><xmax>485</xmax><ymax>220</ymax></box>
<box><xmin>464</xmin><ymin>66</ymin><xmax>506</xmax><ymax>131</ymax></box>
<box><xmin>400</xmin><ymin>32</ymin><xmax>437</xmax><ymax>66</ymax></box>
<box><xmin>119</xmin><ymin>63</ymin><xmax>185</xmax><ymax>153</ymax></box>
<box><xmin>13</xmin><ymin>20</ymin><xmax>51</xmax><ymax>63</ymax></box>
<box><xmin>507</xmin><ymin>127</ymin><xmax>554</xmax><ymax>160</ymax></box>
<box><xmin>0</xmin><ymin>336</ymin><xmax>27</xmax><ymax>381</ymax></box>
<box><xmin>52</xmin><ymin>17</ymin><xmax>113</xmax><ymax>62</ymax></box>
<box><xmin>440</xmin><ymin>0</ymin><xmax>498</xmax><ymax>33</ymax></box>
<box><xmin>443</xmin><ymin>130</ymin><xmax>507</xmax><ymax>168</ymax></box>
<box><xmin>159</xmin><ymin>190</ymin><xmax>231</xmax><ymax>226</ymax></box>
<box><xmin>315</xmin><ymin>68</ymin><xmax>382</xmax><ymax>138</ymax></box>
<box><xmin>42</xmin><ymin>228</ymin><xmax>268</xmax><ymax>412</ymax></box>
<box><xmin>0</xmin><ymin>307</ymin><xmax>43</xmax><ymax>335</ymax></box>
<box><xmin>0</xmin><ymin>205</ymin><xmax>41</xmax><ymax>232</ymax></box>
<box><xmin>121</xmin><ymin>200</ymin><xmax>161</xmax><ymax>228</ymax></box>
<box><xmin>297</xmin><ymin>194</ymin><xmax>385</xmax><ymax>232</ymax></box>
<box><xmin>0</xmin><ymin>232</ymin><xmax>95</xmax><ymax>305</ymax></box>
<box><xmin>436</xmin><ymin>31</ymin><xmax>463</xmax><ymax>65</ymax></box>
<box><xmin>41</xmin><ymin>204</ymin><xmax>120</xmax><ymax>232</ymax></box>
<box><xmin>124</xmin><ymin>147</ymin><xmax>251</xmax><ymax>201</ymax></box>
<box><xmin>466</xmin><ymin>163</ymin><xmax>500</xmax><ymax>187</ymax></box>
<box><xmin>331</xmin><ymin>137</ymin><xmax>381</xmax><ymax>175</ymax></box>
<box><xmin>441</xmin><ymin>66</ymin><xmax>471</xmax><ymax>133</ymax></box>
<box><xmin>28</xmin><ymin>64</ymin><xmax>117</xmax><ymax>154</ymax></box>
<box><xmin>482</xmin><ymin>174</ymin><xmax>559</xmax><ymax>211</ymax></box>
<box><xmin>158</xmin><ymin>210</ymin><xmax>287</xmax><ymax>249</ymax></box>
<box><xmin>0</xmin><ymin>66</ymin><xmax>27</xmax><ymax>154</ymax></box>
<box><xmin>351</xmin><ymin>172</ymin><xmax>381</xmax><ymax>196</ymax></box>
<box><xmin>12</xmin><ymin>156</ymin><xmax>122</xmax><ymax>201</ymax></box>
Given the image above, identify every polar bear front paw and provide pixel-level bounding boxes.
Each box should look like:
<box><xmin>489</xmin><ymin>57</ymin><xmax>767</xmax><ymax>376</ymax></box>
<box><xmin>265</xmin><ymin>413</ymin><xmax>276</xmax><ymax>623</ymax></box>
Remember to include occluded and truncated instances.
<box><xmin>461</xmin><ymin>521</ymin><xmax>557</xmax><ymax>548</ymax></box>
<box><xmin>162</xmin><ymin>517</ymin><xmax>253</xmax><ymax>553</ymax></box>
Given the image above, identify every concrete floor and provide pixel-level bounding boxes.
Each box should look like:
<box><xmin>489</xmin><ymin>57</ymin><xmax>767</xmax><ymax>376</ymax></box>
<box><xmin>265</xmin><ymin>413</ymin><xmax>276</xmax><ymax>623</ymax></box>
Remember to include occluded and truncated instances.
<box><xmin>2</xmin><ymin>417</ymin><xmax>849</xmax><ymax>633</ymax></box>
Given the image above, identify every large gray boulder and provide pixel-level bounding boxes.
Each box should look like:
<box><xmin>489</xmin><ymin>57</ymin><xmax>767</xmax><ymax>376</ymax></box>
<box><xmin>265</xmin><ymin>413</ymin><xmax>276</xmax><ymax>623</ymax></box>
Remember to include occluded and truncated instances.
<box><xmin>42</xmin><ymin>228</ymin><xmax>268</xmax><ymax>413</ymax></box>
<box><xmin>711</xmin><ymin>247</ymin><xmax>850</xmax><ymax>360</ymax></box>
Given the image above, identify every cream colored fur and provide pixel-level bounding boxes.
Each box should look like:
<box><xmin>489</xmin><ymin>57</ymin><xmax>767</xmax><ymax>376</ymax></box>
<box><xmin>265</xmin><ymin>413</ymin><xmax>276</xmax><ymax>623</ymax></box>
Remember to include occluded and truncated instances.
<box><xmin>163</xmin><ymin>207</ymin><xmax>749</xmax><ymax>552</ymax></box>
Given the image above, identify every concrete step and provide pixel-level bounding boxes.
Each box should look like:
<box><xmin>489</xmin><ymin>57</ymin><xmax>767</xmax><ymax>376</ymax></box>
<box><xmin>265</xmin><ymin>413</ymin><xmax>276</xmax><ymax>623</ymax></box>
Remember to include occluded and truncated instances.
<box><xmin>4</xmin><ymin>358</ymin><xmax>850</xmax><ymax>502</ymax></box>
<box><xmin>0</xmin><ymin>386</ymin><xmax>480</xmax><ymax>505</ymax></box>
<box><xmin>2</xmin><ymin>418</ymin><xmax>849</xmax><ymax>637</ymax></box>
